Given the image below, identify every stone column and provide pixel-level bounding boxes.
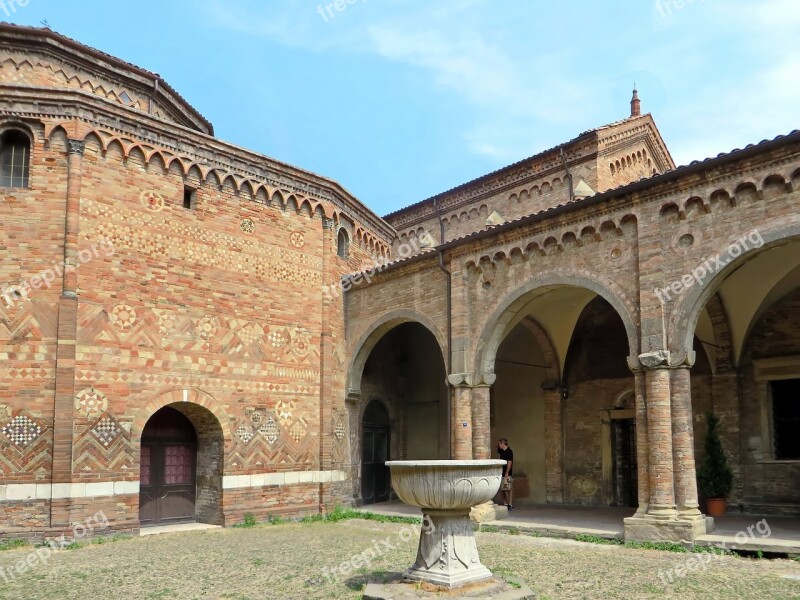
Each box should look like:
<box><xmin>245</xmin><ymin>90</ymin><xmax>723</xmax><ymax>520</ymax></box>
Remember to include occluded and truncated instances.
<box><xmin>644</xmin><ymin>365</ymin><xmax>677</xmax><ymax>518</ymax></box>
<box><xmin>470</xmin><ymin>385</ymin><xmax>491</xmax><ymax>460</ymax></box>
<box><xmin>50</xmin><ymin>139</ymin><xmax>85</xmax><ymax>527</ymax></box>
<box><xmin>450</xmin><ymin>384</ymin><xmax>473</xmax><ymax>460</ymax></box>
<box><xmin>671</xmin><ymin>366</ymin><xmax>701</xmax><ymax>518</ymax></box>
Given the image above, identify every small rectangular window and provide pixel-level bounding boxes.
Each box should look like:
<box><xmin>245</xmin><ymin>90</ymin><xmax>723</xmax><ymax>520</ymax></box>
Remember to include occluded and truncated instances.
<box><xmin>183</xmin><ymin>187</ymin><xmax>196</xmax><ymax>209</ymax></box>
<box><xmin>771</xmin><ymin>379</ymin><xmax>800</xmax><ymax>460</ymax></box>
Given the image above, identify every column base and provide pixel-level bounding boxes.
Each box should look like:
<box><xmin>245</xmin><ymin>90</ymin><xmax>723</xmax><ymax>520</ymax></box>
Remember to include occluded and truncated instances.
<box><xmin>469</xmin><ymin>501</ymin><xmax>508</xmax><ymax>523</ymax></box>
<box><xmin>624</xmin><ymin>514</ymin><xmax>714</xmax><ymax>542</ymax></box>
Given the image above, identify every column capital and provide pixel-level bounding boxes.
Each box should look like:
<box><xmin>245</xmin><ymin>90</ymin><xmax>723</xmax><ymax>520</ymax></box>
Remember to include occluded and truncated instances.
<box><xmin>67</xmin><ymin>139</ymin><xmax>85</xmax><ymax>155</ymax></box>
<box><xmin>634</xmin><ymin>349</ymin><xmax>695</xmax><ymax>370</ymax></box>
<box><xmin>345</xmin><ymin>387</ymin><xmax>361</xmax><ymax>404</ymax></box>
<box><xmin>447</xmin><ymin>372</ymin><xmax>496</xmax><ymax>387</ymax></box>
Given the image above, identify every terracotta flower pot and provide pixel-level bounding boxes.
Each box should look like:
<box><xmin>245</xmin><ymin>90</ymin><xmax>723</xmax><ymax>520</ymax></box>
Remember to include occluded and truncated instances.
<box><xmin>706</xmin><ymin>497</ymin><xmax>727</xmax><ymax>517</ymax></box>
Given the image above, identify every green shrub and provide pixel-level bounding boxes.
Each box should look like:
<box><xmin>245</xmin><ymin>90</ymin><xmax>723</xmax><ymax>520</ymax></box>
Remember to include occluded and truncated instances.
<box><xmin>697</xmin><ymin>412</ymin><xmax>734</xmax><ymax>498</ymax></box>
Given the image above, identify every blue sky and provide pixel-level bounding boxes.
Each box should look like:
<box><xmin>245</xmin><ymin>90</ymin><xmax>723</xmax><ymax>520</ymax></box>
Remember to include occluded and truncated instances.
<box><xmin>5</xmin><ymin>0</ymin><xmax>798</xmax><ymax>215</ymax></box>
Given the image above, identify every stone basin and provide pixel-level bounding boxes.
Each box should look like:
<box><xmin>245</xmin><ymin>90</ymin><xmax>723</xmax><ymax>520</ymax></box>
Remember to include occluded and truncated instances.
<box><xmin>386</xmin><ymin>460</ymin><xmax>505</xmax><ymax>510</ymax></box>
<box><xmin>386</xmin><ymin>460</ymin><xmax>506</xmax><ymax>589</ymax></box>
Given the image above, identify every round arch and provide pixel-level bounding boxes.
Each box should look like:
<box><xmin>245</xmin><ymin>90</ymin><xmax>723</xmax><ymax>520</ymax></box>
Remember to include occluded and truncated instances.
<box><xmin>671</xmin><ymin>222</ymin><xmax>800</xmax><ymax>358</ymax></box>
<box><xmin>132</xmin><ymin>387</ymin><xmax>232</xmax><ymax>444</ymax></box>
<box><xmin>347</xmin><ymin>309</ymin><xmax>448</xmax><ymax>392</ymax></box>
<box><xmin>473</xmin><ymin>270</ymin><xmax>639</xmax><ymax>377</ymax></box>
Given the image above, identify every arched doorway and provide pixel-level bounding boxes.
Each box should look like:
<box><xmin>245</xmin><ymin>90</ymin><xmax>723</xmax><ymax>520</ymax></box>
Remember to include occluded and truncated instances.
<box><xmin>476</xmin><ymin>278</ymin><xmax>638</xmax><ymax>507</ymax></box>
<box><xmin>361</xmin><ymin>400</ymin><xmax>390</xmax><ymax>504</ymax></box>
<box><xmin>140</xmin><ymin>406</ymin><xmax>197</xmax><ymax>525</ymax></box>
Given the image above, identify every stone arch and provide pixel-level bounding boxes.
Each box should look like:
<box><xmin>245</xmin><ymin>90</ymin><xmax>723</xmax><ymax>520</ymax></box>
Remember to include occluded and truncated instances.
<box><xmin>347</xmin><ymin>309</ymin><xmax>447</xmax><ymax>393</ymax></box>
<box><xmin>474</xmin><ymin>270</ymin><xmax>639</xmax><ymax>378</ymax></box>
<box><xmin>671</xmin><ymin>221</ymin><xmax>800</xmax><ymax>356</ymax></box>
<box><xmin>132</xmin><ymin>387</ymin><xmax>232</xmax><ymax>443</ymax></box>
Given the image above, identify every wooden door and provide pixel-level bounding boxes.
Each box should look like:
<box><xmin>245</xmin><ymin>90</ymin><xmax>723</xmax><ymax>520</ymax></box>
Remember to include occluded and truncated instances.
<box><xmin>140</xmin><ymin>407</ymin><xmax>197</xmax><ymax>525</ymax></box>
<box><xmin>361</xmin><ymin>400</ymin><xmax>390</xmax><ymax>504</ymax></box>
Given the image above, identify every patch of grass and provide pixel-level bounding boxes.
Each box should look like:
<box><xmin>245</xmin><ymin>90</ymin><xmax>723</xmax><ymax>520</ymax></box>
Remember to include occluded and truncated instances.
<box><xmin>507</xmin><ymin>527</ymin><xmax>520</xmax><ymax>535</ymax></box>
<box><xmin>146</xmin><ymin>589</ymin><xmax>176</xmax><ymax>599</ymax></box>
<box><xmin>525</xmin><ymin>530</ymin><xmax>542</xmax><ymax>537</ymax></box>
<box><xmin>481</xmin><ymin>525</ymin><xmax>500</xmax><ymax>533</ymax></box>
<box><xmin>624</xmin><ymin>540</ymin><xmax>687</xmax><ymax>553</ymax></box>
<box><xmin>0</xmin><ymin>538</ymin><xmax>27</xmax><ymax>551</ymax></box>
<box><xmin>64</xmin><ymin>541</ymin><xmax>82</xmax><ymax>550</ymax></box>
<box><xmin>252</xmin><ymin>558</ymin><xmax>265</xmax><ymax>566</ymax></box>
<box><xmin>574</xmin><ymin>534</ymin><xmax>622</xmax><ymax>545</ymax></box>
<box><xmin>327</xmin><ymin>507</ymin><xmax>420</xmax><ymax>525</ymax></box>
<box><xmin>693</xmin><ymin>545</ymin><xmax>733</xmax><ymax>555</ymax></box>
<box><xmin>233</xmin><ymin>513</ymin><xmax>257</xmax><ymax>528</ymax></box>
<box><xmin>267</xmin><ymin>514</ymin><xmax>285</xmax><ymax>525</ymax></box>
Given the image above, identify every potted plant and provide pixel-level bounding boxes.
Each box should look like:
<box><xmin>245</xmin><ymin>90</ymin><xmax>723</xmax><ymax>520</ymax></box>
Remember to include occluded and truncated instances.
<box><xmin>697</xmin><ymin>412</ymin><xmax>734</xmax><ymax>517</ymax></box>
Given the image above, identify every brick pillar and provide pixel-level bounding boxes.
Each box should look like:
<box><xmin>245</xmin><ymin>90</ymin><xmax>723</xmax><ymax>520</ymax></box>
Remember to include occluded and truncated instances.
<box><xmin>671</xmin><ymin>366</ymin><xmax>702</xmax><ymax>518</ymax></box>
<box><xmin>644</xmin><ymin>367</ymin><xmax>677</xmax><ymax>518</ymax></box>
<box><xmin>633</xmin><ymin>369</ymin><xmax>649</xmax><ymax>516</ymax></box>
<box><xmin>318</xmin><ymin>216</ymin><xmax>336</xmax><ymax>511</ymax></box>
<box><xmin>50</xmin><ymin>139</ymin><xmax>84</xmax><ymax>527</ymax></box>
<box><xmin>471</xmin><ymin>385</ymin><xmax>491</xmax><ymax>459</ymax></box>
<box><xmin>544</xmin><ymin>389</ymin><xmax>564</xmax><ymax>503</ymax></box>
<box><xmin>450</xmin><ymin>385</ymin><xmax>472</xmax><ymax>460</ymax></box>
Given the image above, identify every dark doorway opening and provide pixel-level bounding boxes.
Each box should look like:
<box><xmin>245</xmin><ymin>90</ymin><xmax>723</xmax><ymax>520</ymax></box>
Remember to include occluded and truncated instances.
<box><xmin>612</xmin><ymin>419</ymin><xmax>638</xmax><ymax>507</ymax></box>
<box><xmin>140</xmin><ymin>406</ymin><xmax>198</xmax><ymax>526</ymax></box>
<box><xmin>361</xmin><ymin>400</ymin><xmax>390</xmax><ymax>504</ymax></box>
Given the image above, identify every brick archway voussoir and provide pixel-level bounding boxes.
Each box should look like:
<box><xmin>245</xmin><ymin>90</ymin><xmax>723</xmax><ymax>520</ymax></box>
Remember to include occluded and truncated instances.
<box><xmin>473</xmin><ymin>269</ymin><xmax>640</xmax><ymax>378</ymax></box>
<box><xmin>671</xmin><ymin>219</ymin><xmax>800</xmax><ymax>356</ymax></box>
<box><xmin>132</xmin><ymin>387</ymin><xmax>232</xmax><ymax>443</ymax></box>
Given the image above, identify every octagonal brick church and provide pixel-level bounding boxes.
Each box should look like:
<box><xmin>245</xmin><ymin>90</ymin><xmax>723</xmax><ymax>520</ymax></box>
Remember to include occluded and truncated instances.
<box><xmin>1</xmin><ymin>24</ymin><xmax>799</xmax><ymax>542</ymax></box>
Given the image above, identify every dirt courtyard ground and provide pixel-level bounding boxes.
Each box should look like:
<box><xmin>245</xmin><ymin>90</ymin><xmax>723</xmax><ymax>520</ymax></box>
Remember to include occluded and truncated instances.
<box><xmin>1</xmin><ymin>518</ymin><xmax>798</xmax><ymax>599</ymax></box>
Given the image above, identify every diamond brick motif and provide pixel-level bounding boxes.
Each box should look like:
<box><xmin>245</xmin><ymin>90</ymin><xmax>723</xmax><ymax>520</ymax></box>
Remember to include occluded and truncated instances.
<box><xmin>258</xmin><ymin>416</ymin><xmax>279</xmax><ymax>444</ymax></box>
<box><xmin>236</xmin><ymin>424</ymin><xmax>254</xmax><ymax>444</ymax></box>
<box><xmin>1</xmin><ymin>414</ymin><xmax>43</xmax><ymax>448</ymax></box>
<box><xmin>92</xmin><ymin>416</ymin><xmax>121</xmax><ymax>447</ymax></box>
<box><xmin>289</xmin><ymin>419</ymin><xmax>307</xmax><ymax>442</ymax></box>
<box><xmin>334</xmin><ymin>420</ymin><xmax>345</xmax><ymax>441</ymax></box>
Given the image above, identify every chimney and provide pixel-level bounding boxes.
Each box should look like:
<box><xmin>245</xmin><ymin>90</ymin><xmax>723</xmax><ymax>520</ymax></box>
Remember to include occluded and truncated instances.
<box><xmin>630</xmin><ymin>85</ymin><xmax>641</xmax><ymax>117</ymax></box>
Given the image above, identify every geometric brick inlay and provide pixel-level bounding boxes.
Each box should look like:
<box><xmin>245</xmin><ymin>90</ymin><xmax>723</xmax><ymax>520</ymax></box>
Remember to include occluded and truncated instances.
<box><xmin>92</xmin><ymin>416</ymin><xmax>122</xmax><ymax>447</ymax></box>
<box><xmin>258</xmin><ymin>416</ymin><xmax>279</xmax><ymax>445</ymax></box>
<box><xmin>240</xmin><ymin>218</ymin><xmax>255</xmax><ymax>234</ymax></box>
<box><xmin>1</xmin><ymin>413</ymin><xmax>44</xmax><ymax>448</ymax></box>
<box><xmin>74</xmin><ymin>387</ymin><xmax>109</xmax><ymax>418</ymax></box>
<box><xmin>289</xmin><ymin>418</ymin><xmax>308</xmax><ymax>442</ymax></box>
<box><xmin>275</xmin><ymin>399</ymin><xmax>295</xmax><ymax>425</ymax></box>
<box><xmin>334</xmin><ymin>420</ymin><xmax>345</xmax><ymax>441</ymax></box>
<box><xmin>236</xmin><ymin>424</ymin><xmax>255</xmax><ymax>444</ymax></box>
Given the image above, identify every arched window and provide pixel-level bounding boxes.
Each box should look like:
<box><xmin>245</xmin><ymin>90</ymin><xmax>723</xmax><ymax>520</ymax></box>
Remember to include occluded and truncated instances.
<box><xmin>0</xmin><ymin>130</ymin><xmax>31</xmax><ymax>188</ymax></box>
<box><xmin>337</xmin><ymin>229</ymin><xmax>349</xmax><ymax>259</ymax></box>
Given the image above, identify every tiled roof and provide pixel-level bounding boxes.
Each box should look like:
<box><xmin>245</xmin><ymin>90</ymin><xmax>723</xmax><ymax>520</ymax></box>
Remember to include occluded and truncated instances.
<box><xmin>382</xmin><ymin>114</ymin><xmax>653</xmax><ymax>221</ymax></box>
<box><xmin>367</xmin><ymin>128</ymin><xmax>800</xmax><ymax>274</ymax></box>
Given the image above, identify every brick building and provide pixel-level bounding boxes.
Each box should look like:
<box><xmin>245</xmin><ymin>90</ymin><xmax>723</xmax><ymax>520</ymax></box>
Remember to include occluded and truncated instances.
<box><xmin>1</xmin><ymin>24</ymin><xmax>798</xmax><ymax>542</ymax></box>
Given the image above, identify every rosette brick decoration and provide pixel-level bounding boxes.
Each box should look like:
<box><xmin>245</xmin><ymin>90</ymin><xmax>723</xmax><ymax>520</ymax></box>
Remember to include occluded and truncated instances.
<box><xmin>385</xmin><ymin>460</ymin><xmax>507</xmax><ymax>588</ymax></box>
